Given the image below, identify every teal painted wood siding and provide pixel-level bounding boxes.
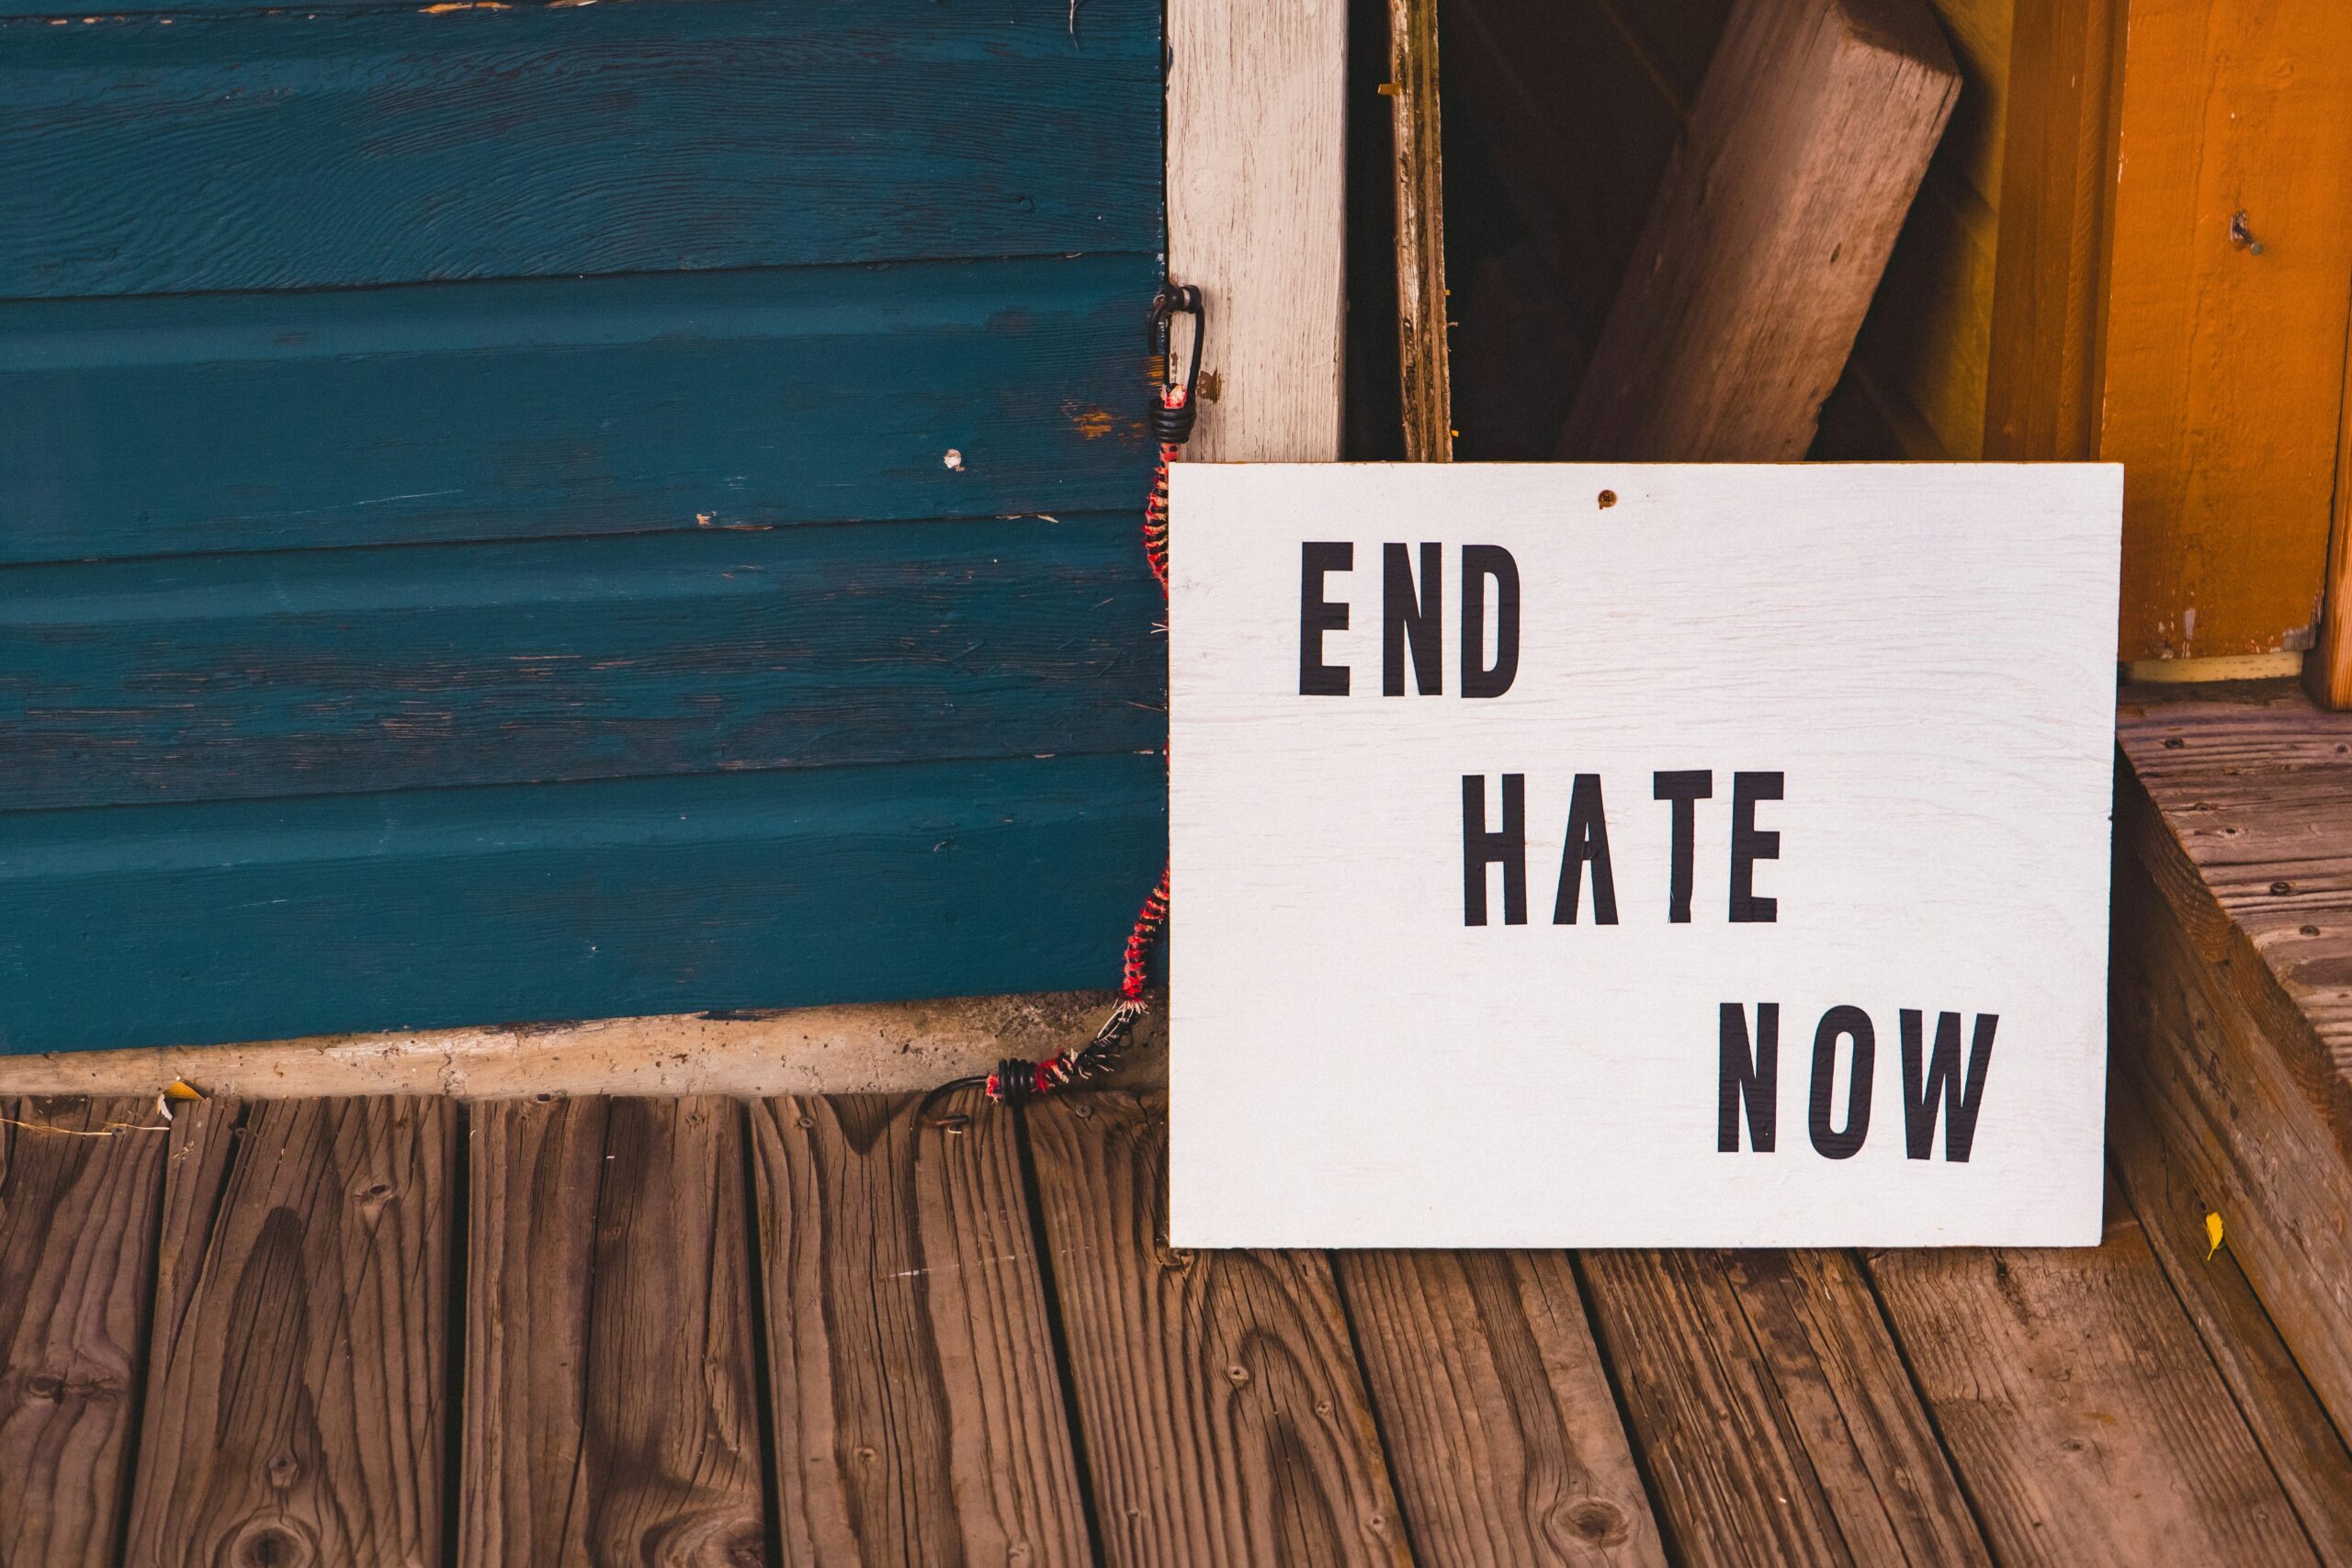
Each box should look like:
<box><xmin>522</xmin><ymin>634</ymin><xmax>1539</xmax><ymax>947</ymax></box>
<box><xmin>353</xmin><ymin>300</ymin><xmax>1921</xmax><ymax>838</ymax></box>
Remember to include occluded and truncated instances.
<box><xmin>0</xmin><ymin>0</ymin><xmax>1166</xmax><ymax>1053</ymax></box>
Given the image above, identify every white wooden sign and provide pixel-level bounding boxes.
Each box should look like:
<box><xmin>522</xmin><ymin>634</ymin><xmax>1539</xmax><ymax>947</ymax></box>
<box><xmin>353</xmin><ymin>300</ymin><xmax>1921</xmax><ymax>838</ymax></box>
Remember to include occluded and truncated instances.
<box><xmin>1168</xmin><ymin>463</ymin><xmax>2122</xmax><ymax>1248</ymax></box>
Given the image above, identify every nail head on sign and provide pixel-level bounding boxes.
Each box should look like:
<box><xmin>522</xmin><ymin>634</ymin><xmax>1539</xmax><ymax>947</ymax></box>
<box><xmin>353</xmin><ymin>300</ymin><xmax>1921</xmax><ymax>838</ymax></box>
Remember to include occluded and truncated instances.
<box><xmin>1598</xmin><ymin>490</ymin><xmax>1618</xmax><ymax>509</ymax></box>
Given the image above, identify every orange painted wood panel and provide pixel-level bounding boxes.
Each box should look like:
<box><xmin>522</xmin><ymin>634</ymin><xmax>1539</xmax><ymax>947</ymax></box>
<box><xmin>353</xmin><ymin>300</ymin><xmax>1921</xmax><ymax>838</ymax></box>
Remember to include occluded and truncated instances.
<box><xmin>2101</xmin><ymin>0</ymin><xmax>2352</xmax><ymax>660</ymax></box>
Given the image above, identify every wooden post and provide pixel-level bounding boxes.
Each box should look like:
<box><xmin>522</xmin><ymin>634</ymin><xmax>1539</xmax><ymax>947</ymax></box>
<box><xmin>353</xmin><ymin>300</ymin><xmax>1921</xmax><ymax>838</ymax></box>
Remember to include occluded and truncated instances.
<box><xmin>1980</xmin><ymin>0</ymin><xmax>2123</xmax><ymax>468</ymax></box>
<box><xmin>1388</xmin><ymin>0</ymin><xmax>1452</xmax><ymax>461</ymax></box>
<box><xmin>1555</xmin><ymin>0</ymin><xmax>1958</xmax><ymax>461</ymax></box>
<box><xmin>1168</xmin><ymin>0</ymin><xmax>1350</xmax><ymax>463</ymax></box>
<box><xmin>2305</xmin><ymin>355</ymin><xmax>2352</xmax><ymax>707</ymax></box>
<box><xmin>1990</xmin><ymin>0</ymin><xmax>2352</xmax><ymax>674</ymax></box>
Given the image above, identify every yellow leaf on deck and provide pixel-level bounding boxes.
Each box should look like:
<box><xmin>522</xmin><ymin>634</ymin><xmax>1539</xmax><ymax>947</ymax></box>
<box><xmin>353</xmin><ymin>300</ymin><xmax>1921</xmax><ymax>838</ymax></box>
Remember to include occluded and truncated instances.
<box><xmin>2205</xmin><ymin>1211</ymin><xmax>2224</xmax><ymax>1259</ymax></box>
<box><xmin>163</xmin><ymin>1079</ymin><xmax>205</xmax><ymax>1101</ymax></box>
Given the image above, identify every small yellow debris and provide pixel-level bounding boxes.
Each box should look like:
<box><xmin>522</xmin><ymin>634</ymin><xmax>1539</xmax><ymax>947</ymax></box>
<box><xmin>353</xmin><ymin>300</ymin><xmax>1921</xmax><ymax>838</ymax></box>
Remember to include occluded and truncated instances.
<box><xmin>421</xmin><ymin>3</ymin><xmax>507</xmax><ymax>12</ymax></box>
<box><xmin>1376</xmin><ymin>82</ymin><xmax>1402</xmax><ymax>96</ymax></box>
<box><xmin>164</xmin><ymin>1078</ymin><xmax>205</xmax><ymax>1101</ymax></box>
<box><xmin>2205</xmin><ymin>1211</ymin><xmax>2225</xmax><ymax>1260</ymax></box>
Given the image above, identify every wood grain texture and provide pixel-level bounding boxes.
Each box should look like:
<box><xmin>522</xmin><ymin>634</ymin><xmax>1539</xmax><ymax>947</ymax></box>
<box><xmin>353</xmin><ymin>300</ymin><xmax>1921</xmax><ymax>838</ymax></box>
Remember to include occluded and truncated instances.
<box><xmin>1168</xmin><ymin>0</ymin><xmax>1347</xmax><ymax>461</ymax></box>
<box><xmin>1</xmin><ymin>0</ymin><xmax>1159</xmax><ymax>298</ymax></box>
<box><xmin>1333</xmin><ymin>1249</ymin><xmax>1666</xmax><ymax>1565</ymax></box>
<box><xmin>1868</xmin><ymin>1181</ymin><xmax>2322</xmax><ymax>1566</ymax></box>
<box><xmin>123</xmin><ymin>1098</ymin><xmax>453</xmax><ymax>1568</ymax></box>
<box><xmin>2109</xmin><ymin>688</ymin><xmax>2352</xmax><ymax>1435</ymax></box>
<box><xmin>1729</xmin><ymin>1251</ymin><xmax>1990</xmax><ymax>1565</ymax></box>
<box><xmin>750</xmin><ymin>1095</ymin><xmax>1089</xmax><ymax>1566</ymax></box>
<box><xmin>0</xmin><ymin>255</ymin><xmax>1155</xmax><ymax>566</ymax></box>
<box><xmin>463</xmin><ymin>1097</ymin><xmax>765</xmax><ymax>1567</ymax></box>
<box><xmin>0</xmin><ymin>754</ymin><xmax>1163</xmax><ymax>1055</ymax></box>
<box><xmin>2098</xmin><ymin>0</ymin><xmax>2352</xmax><ymax>660</ymax></box>
<box><xmin>1980</xmin><ymin>0</ymin><xmax>2120</xmax><ymax>466</ymax></box>
<box><xmin>1387</xmin><ymin>0</ymin><xmax>1452</xmax><ymax>461</ymax></box>
<box><xmin>2116</xmin><ymin>684</ymin><xmax>2352</xmax><ymax>1160</ymax></box>
<box><xmin>2109</xmin><ymin>1081</ymin><xmax>2352</xmax><ymax>1563</ymax></box>
<box><xmin>1814</xmin><ymin>0</ymin><xmax>2010</xmax><ymax>463</ymax></box>
<box><xmin>3</xmin><ymin>515</ymin><xmax>1163</xmax><ymax>811</ymax></box>
<box><xmin>1990</xmin><ymin>0</ymin><xmax>2352</xmax><ymax>659</ymax></box>
<box><xmin>1578</xmin><ymin>1247</ymin><xmax>1988</xmax><ymax>1567</ymax></box>
<box><xmin>0</xmin><ymin>1098</ymin><xmax>167</xmax><ymax>1568</ymax></box>
<box><xmin>1025</xmin><ymin>1091</ymin><xmax>1411</xmax><ymax>1566</ymax></box>
<box><xmin>1557</xmin><ymin>0</ymin><xmax>1958</xmax><ymax>460</ymax></box>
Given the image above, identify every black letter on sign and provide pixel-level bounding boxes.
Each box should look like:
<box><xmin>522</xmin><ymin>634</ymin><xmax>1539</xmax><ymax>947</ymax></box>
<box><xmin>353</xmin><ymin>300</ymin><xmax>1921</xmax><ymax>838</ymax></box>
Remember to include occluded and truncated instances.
<box><xmin>1461</xmin><ymin>545</ymin><xmax>1521</xmax><ymax>698</ymax></box>
<box><xmin>1383</xmin><ymin>543</ymin><xmax>1442</xmax><ymax>695</ymax></box>
<box><xmin>1808</xmin><ymin>1006</ymin><xmax>1875</xmax><ymax>1159</ymax></box>
<box><xmin>1553</xmin><ymin>773</ymin><xmax>1620</xmax><ymax>924</ymax></box>
<box><xmin>1901</xmin><ymin>1010</ymin><xmax>1997</xmax><ymax>1161</ymax></box>
<box><xmin>1719</xmin><ymin>1002</ymin><xmax>1779</xmax><ymax>1153</ymax></box>
<box><xmin>1653</xmin><ymin>771</ymin><xmax>1714</xmax><ymax>923</ymax></box>
<box><xmin>1299</xmin><ymin>542</ymin><xmax>1352</xmax><ymax>695</ymax></box>
<box><xmin>1462</xmin><ymin>773</ymin><xmax>1528</xmax><ymax>926</ymax></box>
<box><xmin>1729</xmin><ymin>771</ymin><xmax>1783</xmax><ymax>923</ymax></box>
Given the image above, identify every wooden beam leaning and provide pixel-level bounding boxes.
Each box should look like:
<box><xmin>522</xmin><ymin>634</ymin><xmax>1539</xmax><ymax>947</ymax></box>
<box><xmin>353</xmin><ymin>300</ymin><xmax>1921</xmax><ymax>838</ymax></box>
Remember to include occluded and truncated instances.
<box><xmin>0</xmin><ymin>1097</ymin><xmax>169</xmax><ymax>1568</ymax></box>
<box><xmin>1555</xmin><ymin>0</ymin><xmax>1958</xmax><ymax>460</ymax></box>
<box><xmin>1332</xmin><ymin>1249</ymin><xmax>1667</xmax><ymax>1566</ymax></box>
<box><xmin>748</xmin><ymin>1095</ymin><xmax>1090</xmax><ymax>1566</ymax></box>
<box><xmin>1024</xmin><ymin>1091</ymin><xmax>1412</xmax><ymax>1566</ymax></box>
<box><xmin>1577</xmin><ymin>1247</ymin><xmax>1988</xmax><ymax>1567</ymax></box>
<box><xmin>1167</xmin><ymin>0</ymin><xmax>1348</xmax><ymax>462</ymax></box>
<box><xmin>1867</xmin><ymin>1179</ymin><xmax>2324</xmax><ymax>1566</ymax></box>
<box><xmin>124</xmin><ymin>1099</ymin><xmax>454</xmax><ymax>1568</ymax></box>
<box><xmin>461</xmin><ymin>1097</ymin><xmax>766</xmax><ymax>1567</ymax></box>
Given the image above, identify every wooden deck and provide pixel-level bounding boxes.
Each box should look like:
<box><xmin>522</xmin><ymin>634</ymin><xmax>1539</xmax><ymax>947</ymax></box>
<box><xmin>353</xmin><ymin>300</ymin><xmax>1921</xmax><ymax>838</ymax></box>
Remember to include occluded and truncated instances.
<box><xmin>4</xmin><ymin>1083</ymin><xmax>2350</xmax><ymax>1567</ymax></box>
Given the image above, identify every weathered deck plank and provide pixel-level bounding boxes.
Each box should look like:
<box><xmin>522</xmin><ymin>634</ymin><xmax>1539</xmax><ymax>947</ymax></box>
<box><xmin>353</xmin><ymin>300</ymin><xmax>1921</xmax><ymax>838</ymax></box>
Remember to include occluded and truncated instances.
<box><xmin>1025</xmin><ymin>1091</ymin><xmax>1413</xmax><ymax>1566</ymax></box>
<box><xmin>463</xmin><ymin>1096</ymin><xmax>765</xmax><ymax>1567</ymax></box>
<box><xmin>1578</xmin><ymin>1247</ymin><xmax>1988</xmax><ymax>1567</ymax></box>
<box><xmin>1728</xmin><ymin>1250</ymin><xmax>1990</xmax><ymax>1564</ymax></box>
<box><xmin>1333</xmin><ymin>1248</ymin><xmax>1666</xmax><ymax>1565</ymax></box>
<box><xmin>2109</xmin><ymin>1086</ymin><xmax>2352</xmax><ymax>1562</ymax></box>
<box><xmin>0</xmin><ymin>1098</ymin><xmax>168</xmax><ymax>1568</ymax></box>
<box><xmin>1868</xmin><ymin>1178</ymin><xmax>2323</xmax><ymax>1566</ymax></box>
<box><xmin>748</xmin><ymin>1094</ymin><xmax>1090</xmax><ymax>1566</ymax></box>
<box><xmin>123</xmin><ymin>1098</ymin><xmax>454</xmax><ymax>1568</ymax></box>
<box><xmin>2114</xmin><ymin>682</ymin><xmax>2352</xmax><ymax>1435</ymax></box>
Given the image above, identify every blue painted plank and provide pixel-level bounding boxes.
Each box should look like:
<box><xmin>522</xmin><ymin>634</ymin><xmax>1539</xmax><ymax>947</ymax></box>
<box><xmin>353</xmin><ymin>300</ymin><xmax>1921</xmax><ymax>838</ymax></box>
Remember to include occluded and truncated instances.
<box><xmin>0</xmin><ymin>0</ymin><xmax>1161</xmax><ymax>297</ymax></box>
<box><xmin>0</xmin><ymin>755</ymin><xmax>1167</xmax><ymax>1054</ymax></box>
<box><xmin>0</xmin><ymin>514</ymin><xmax>1166</xmax><ymax>811</ymax></box>
<box><xmin>2</xmin><ymin>254</ymin><xmax>1159</xmax><ymax>564</ymax></box>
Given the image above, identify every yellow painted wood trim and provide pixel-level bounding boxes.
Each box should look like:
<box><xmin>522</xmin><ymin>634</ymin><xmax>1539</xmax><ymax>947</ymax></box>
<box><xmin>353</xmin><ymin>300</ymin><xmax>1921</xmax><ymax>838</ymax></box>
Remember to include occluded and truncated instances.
<box><xmin>2123</xmin><ymin>652</ymin><xmax>2305</xmax><ymax>683</ymax></box>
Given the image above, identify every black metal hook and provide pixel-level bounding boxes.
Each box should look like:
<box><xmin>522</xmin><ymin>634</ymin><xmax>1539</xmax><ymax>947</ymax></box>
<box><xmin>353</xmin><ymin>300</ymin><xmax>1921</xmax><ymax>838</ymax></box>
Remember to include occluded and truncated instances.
<box><xmin>1148</xmin><ymin>282</ymin><xmax>1205</xmax><ymax>445</ymax></box>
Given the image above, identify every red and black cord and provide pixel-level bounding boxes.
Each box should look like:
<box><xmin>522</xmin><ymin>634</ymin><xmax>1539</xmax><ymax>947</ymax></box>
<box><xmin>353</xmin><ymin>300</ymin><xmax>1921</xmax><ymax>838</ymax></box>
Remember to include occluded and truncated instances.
<box><xmin>921</xmin><ymin>283</ymin><xmax>1202</xmax><ymax>1124</ymax></box>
